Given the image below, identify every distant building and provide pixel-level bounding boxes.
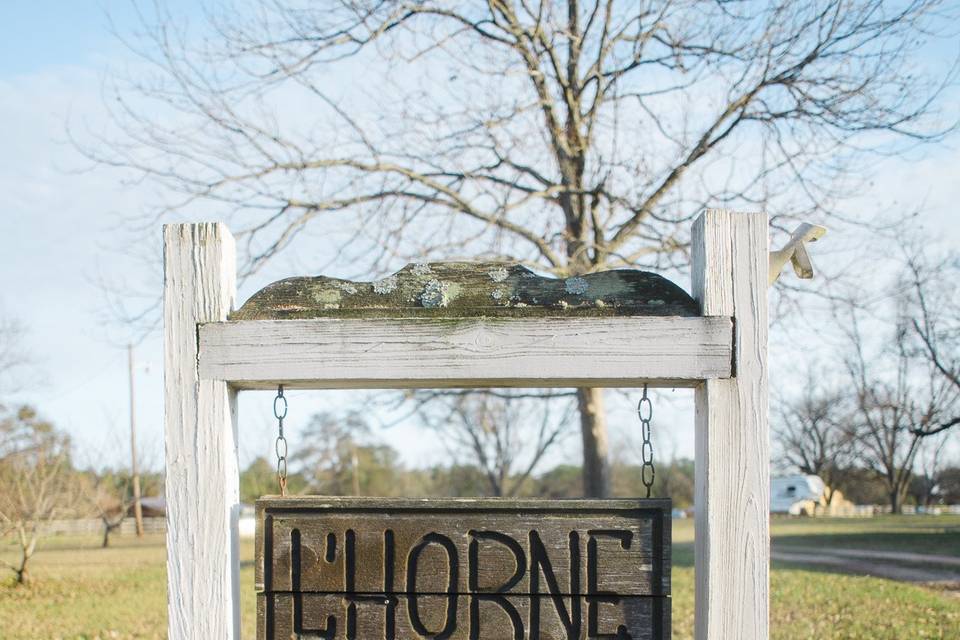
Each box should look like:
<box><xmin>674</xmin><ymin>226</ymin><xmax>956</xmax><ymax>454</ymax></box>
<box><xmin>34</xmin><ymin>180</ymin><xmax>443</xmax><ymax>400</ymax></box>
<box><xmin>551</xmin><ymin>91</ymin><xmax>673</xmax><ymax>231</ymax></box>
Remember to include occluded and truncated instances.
<box><xmin>771</xmin><ymin>475</ymin><xmax>860</xmax><ymax>516</ymax></box>
<box><xmin>771</xmin><ymin>475</ymin><xmax>825</xmax><ymax>515</ymax></box>
<box><xmin>127</xmin><ymin>496</ymin><xmax>167</xmax><ymax>518</ymax></box>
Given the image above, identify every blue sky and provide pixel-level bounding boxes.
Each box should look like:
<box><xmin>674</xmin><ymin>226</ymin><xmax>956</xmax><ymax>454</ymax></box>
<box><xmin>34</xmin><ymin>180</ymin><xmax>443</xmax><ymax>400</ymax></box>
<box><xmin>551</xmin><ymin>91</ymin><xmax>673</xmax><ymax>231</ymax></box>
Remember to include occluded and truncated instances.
<box><xmin>0</xmin><ymin>4</ymin><xmax>111</xmax><ymax>75</ymax></box>
<box><xmin>1</xmin><ymin>2</ymin><xmax>958</xmax><ymax>478</ymax></box>
<box><xmin>0</xmin><ymin>2</ymin><xmax>205</xmax><ymax>75</ymax></box>
<box><xmin>0</xmin><ymin>0</ymin><xmax>333</xmax><ymax>472</ymax></box>
<box><xmin>0</xmin><ymin>0</ymin><xmax>516</xmax><ymax>474</ymax></box>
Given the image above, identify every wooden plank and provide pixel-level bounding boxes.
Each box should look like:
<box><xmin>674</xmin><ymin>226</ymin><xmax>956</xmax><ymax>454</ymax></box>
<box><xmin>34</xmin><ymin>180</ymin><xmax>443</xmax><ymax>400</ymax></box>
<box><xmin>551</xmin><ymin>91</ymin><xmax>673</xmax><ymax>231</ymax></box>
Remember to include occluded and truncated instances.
<box><xmin>198</xmin><ymin>316</ymin><xmax>733</xmax><ymax>389</ymax></box>
<box><xmin>691</xmin><ymin>210</ymin><xmax>769</xmax><ymax>640</ymax></box>
<box><xmin>231</xmin><ymin>261</ymin><xmax>699</xmax><ymax>320</ymax></box>
<box><xmin>259</xmin><ymin>593</ymin><xmax>669</xmax><ymax>640</ymax></box>
<box><xmin>256</xmin><ymin>497</ymin><xmax>670</xmax><ymax>640</ymax></box>
<box><xmin>163</xmin><ymin>223</ymin><xmax>241</xmax><ymax>640</ymax></box>
<box><xmin>257</xmin><ymin>500</ymin><xmax>671</xmax><ymax>597</ymax></box>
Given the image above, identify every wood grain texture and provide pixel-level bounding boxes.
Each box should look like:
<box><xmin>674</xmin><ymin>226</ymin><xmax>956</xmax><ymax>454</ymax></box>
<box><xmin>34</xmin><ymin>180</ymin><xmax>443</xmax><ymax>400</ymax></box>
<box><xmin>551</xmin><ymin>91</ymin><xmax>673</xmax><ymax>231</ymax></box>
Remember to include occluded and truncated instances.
<box><xmin>258</xmin><ymin>593</ymin><xmax>669</xmax><ymax>640</ymax></box>
<box><xmin>256</xmin><ymin>497</ymin><xmax>670</xmax><ymax>640</ymax></box>
<box><xmin>257</xmin><ymin>501</ymin><xmax>670</xmax><ymax>596</ymax></box>
<box><xmin>163</xmin><ymin>223</ymin><xmax>241</xmax><ymax>640</ymax></box>
<box><xmin>691</xmin><ymin>210</ymin><xmax>769</xmax><ymax>640</ymax></box>
<box><xmin>231</xmin><ymin>261</ymin><xmax>699</xmax><ymax>320</ymax></box>
<box><xmin>198</xmin><ymin>316</ymin><xmax>733</xmax><ymax>389</ymax></box>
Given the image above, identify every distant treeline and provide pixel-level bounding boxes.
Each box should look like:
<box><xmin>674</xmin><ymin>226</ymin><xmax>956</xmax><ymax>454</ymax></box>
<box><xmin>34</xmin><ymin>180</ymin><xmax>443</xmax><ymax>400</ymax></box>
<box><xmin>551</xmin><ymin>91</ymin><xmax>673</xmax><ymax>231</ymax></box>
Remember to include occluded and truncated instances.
<box><xmin>239</xmin><ymin>454</ymin><xmax>697</xmax><ymax>506</ymax></box>
<box><xmin>239</xmin><ymin>451</ymin><xmax>960</xmax><ymax>509</ymax></box>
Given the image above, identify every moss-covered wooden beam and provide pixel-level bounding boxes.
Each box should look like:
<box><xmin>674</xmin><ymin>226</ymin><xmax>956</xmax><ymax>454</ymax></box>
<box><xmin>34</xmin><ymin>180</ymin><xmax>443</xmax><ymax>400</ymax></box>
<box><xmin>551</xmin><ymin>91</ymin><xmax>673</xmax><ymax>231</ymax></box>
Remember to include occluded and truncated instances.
<box><xmin>231</xmin><ymin>262</ymin><xmax>699</xmax><ymax>320</ymax></box>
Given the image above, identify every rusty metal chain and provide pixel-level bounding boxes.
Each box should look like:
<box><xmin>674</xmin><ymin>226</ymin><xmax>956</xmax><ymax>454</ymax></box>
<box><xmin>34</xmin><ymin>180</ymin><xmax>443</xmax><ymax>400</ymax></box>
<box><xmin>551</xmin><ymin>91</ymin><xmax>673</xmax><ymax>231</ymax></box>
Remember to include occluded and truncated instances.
<box><xmin>274</xmin><ymin>385</ymin><xmax>288</xmax><ymax>496</ymax></box>
<box><xmin>638</xmin><ymin>385</ymin><xmax>655</xmax><ymax>498</ymax></box>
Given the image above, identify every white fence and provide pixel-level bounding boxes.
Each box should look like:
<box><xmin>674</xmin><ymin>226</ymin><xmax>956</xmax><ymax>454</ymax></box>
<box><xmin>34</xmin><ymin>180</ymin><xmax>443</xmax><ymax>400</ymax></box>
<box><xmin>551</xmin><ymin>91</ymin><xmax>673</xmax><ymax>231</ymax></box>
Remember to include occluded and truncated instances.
<box><xmin>792</xmin><ymin>504</ymin><xmax>960</xmax><ymax>518</ymax></box>
<box><xmin>39</xmin><ymin>517</ymin><xmax>167</xmax><ymax>536</ymax></box>
<box><xmin>37</xmin><ymin>516</ymin><xmax>262</xmax><ymax>538</ymax></box>
<box><xmin>898</xmin><ymin>504</ymin><xmax>960</xmax><ymax>516</ymax></box>
<box><xmin>29</xmin><ymin>506</ymin><xmax>960</xmax><ymax>538</ymax></box>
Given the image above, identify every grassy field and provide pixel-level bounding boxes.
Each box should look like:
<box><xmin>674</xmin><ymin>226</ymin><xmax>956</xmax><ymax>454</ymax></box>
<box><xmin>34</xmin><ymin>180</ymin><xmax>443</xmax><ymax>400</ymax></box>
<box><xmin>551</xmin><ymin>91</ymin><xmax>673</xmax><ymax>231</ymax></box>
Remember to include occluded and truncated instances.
<box><xmin>764</xmin><ymin>515</ymin><xmax>960</xmax><ymax>558</ymax></box>
<box><xmin>0</xmin><ymin>516</ymin><xmax>958</xmax><ymax>639</ymax></box>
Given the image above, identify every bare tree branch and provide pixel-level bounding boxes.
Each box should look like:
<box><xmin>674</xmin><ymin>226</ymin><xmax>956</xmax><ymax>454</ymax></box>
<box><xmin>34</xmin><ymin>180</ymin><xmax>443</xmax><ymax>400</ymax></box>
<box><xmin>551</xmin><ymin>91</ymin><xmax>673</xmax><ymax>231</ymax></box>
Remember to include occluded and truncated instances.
<box><xmin>81</xmin><ymin>0</ymin><xmax>959</xmax><ymax>497</ymax></box>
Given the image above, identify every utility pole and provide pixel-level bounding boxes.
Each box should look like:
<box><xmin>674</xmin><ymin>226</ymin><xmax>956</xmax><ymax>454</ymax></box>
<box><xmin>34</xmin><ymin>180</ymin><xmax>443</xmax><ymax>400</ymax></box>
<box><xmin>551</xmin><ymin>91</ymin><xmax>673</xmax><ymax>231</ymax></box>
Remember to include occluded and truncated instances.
<box><xmin>351</xmin><ymin>446</ymin><xmax>361</xmax><ymax>496</ymax></box>
<box><xmin>128</xmin><ymin>344</ymin><xmax>145</xmax><ymax>538</ymax></box>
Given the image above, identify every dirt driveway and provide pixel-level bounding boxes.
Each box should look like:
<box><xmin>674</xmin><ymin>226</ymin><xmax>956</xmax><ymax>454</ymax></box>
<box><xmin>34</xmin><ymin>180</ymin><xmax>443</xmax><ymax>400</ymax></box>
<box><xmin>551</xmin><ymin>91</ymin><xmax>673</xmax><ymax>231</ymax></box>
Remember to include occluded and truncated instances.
<box><xmin>772</xmin><ymin>545</ymin><xmax>960</xmax><ymax>587</ymax></box>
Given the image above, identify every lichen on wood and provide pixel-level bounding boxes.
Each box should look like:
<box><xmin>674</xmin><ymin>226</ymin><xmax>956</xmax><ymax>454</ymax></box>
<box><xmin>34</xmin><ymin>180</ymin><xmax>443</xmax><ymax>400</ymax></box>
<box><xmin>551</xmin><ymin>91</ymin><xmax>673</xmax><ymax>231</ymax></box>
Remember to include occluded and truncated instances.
<box><xmin>230</xmin><ymin>262</ymin><xmax>699</xmax><ymax>320</ymax></box>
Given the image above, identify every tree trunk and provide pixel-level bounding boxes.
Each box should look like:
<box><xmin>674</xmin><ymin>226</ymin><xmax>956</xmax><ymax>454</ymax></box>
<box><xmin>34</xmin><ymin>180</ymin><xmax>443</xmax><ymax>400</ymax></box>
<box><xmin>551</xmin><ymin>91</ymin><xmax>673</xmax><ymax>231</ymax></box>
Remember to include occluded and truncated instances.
<box><xmin>13</xmin><ymin>528</ymin><xmax>36</xmax><ymax>586</ymax></box>
<box><xmin>15</xmin><ymin>551</ymin><xmax>30</xmax><ymax>586</ymax></box>
<box><xmin>890</xmin><ymin>489</ymin><xmax>901</xmax><ymax>514</ymax></box>
<box><xmin>578</xmin><ymin>387</ymin><xmax>610</xmax><ymax>498</ymax></box>
<box><xmin>102</xmin><ymin>524</ymin><xmax>111</xmax><ymax>548</ymax></box>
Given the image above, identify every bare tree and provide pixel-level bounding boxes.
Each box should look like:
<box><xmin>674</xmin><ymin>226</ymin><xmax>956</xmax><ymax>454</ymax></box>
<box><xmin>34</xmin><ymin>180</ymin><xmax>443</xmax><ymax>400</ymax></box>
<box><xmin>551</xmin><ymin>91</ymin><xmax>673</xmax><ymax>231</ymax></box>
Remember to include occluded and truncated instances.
<box><xmin>773</xmin><ymin>368</ymin><xmax>855</xmax><ymax>505</ymax></box>
<box><xmin>0</xmin><ymin>406</ymin><xmax>76</xmax><ymax>585</ymax></box>
<box><xmin>413</xmin><ymin>390</ymin><xmax>577</xmax><ymax>497</ymax></box>
<box><xmin>293</xmin><ymin>410</ymin><xmax>406</xmax><ymax>496</ymax></box>
<box><xmin>88</xmin><ymin>0</ymin><xmax>957</xmax><ymax>496</ymax></box>
<box><xmin>910</xmin><ymin>430</ymin><xmax>951</xmax><ymax>507</ymax></box>
<box><xmin>902</xmin><ymin>249</ymin><xmax>960</xmax><ymax>436</ymax></box>
<box><xmin>81</xmin><ymin>470</ymin><xmax>134</xmax><ymax>548</ymax></box>
<box><xmin>0</xmin><ymin>314</ymin><xmax>29</xmax><ymax>397</ymax></box>
<box><xmin>843</xmin><ymin>306</ymin><xmax>958</xmax><ymax>513</ymax></box>
<box><xmin>939</xmin><ymin>462</ymin><xmax>960</xmax><ymax>505</ymax></box>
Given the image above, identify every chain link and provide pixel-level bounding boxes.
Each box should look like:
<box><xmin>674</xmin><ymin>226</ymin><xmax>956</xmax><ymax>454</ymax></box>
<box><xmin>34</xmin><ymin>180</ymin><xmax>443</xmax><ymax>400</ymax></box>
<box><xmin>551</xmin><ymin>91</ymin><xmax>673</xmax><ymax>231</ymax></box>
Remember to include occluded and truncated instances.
<box><xmin>274</xmin><ymin>385</ymin><xmax>288</xmax><ymax>496</ymax></box>
<box><xmin>638</xmin><ymin>385</ymin><xmax>655</xmax><ymax>498</ymax></box>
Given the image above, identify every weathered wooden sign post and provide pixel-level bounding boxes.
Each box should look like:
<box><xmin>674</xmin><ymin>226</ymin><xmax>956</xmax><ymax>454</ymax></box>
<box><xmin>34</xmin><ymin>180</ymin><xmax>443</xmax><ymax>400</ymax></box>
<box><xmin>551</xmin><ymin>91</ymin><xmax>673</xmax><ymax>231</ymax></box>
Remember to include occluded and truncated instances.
<box><xmin>164</xmin><ymin>209</ymin><xmax>772</xmax><ymax>639</ymax></box>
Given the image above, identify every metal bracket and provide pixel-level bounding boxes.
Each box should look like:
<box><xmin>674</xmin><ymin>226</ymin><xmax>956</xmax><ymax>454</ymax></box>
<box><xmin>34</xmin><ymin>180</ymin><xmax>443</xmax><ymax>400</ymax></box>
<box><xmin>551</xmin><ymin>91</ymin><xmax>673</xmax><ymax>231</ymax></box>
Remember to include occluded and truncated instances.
<box><xmin>768</xmin><ymin>223</ymin><xmax>827</xmax><ymax>286</ymax></box>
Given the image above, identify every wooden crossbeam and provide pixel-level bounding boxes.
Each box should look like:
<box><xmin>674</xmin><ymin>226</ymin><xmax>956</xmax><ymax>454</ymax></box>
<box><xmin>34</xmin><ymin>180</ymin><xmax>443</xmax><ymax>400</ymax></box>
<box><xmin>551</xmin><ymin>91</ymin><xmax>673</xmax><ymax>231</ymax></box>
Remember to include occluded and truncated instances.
<box><xmin>198</xmin><ymin>316</ymin><xmax>734</xmax><ymax>389</ymax></box>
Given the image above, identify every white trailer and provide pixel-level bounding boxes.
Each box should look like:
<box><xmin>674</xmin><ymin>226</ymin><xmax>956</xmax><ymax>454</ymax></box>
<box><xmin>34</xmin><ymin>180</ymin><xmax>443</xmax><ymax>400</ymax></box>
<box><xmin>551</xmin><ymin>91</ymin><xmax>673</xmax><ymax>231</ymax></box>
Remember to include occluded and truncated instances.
<box><xmin>771</xmin><ymin>475</ymin><xmax>825</xmax><ymax>515</ymax></box>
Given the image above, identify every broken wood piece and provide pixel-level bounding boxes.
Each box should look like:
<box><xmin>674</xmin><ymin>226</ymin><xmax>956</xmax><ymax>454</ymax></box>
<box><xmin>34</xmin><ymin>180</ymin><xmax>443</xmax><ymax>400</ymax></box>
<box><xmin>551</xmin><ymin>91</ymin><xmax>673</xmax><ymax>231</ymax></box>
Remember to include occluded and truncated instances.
<box><xmin>768</xmin><ymin>223</ymin><xmax>827</xmax><ymax>286</ymax></box>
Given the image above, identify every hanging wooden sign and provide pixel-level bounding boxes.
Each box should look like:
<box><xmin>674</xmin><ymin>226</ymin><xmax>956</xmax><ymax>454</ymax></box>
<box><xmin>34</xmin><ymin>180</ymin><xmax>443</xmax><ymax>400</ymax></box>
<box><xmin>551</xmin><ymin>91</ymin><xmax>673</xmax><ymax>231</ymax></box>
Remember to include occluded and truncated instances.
<box><xmin>256</xmin><ymin>496</ymin><xmax>671</xmax><ymax>639</ymax></box>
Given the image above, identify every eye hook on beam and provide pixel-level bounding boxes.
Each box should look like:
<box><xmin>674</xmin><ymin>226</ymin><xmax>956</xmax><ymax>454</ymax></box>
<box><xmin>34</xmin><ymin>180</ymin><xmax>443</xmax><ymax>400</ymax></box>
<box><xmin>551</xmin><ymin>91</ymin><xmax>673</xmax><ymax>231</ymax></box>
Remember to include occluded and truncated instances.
<box><xmin>769</xmin><ymin>223</ymin><xmax>827</xmax><ymax>286</ymax></box>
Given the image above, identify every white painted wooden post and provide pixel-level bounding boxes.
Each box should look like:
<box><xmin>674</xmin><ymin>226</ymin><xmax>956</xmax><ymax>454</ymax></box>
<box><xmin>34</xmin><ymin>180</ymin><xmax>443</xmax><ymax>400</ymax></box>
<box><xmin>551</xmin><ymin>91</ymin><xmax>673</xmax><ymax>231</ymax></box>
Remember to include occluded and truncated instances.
<box><xmin>691</xmin><ymin>210</ymin><xmax>769</xmax><ymax>640</ymax></box>
<box><xmin>164</xmin><ymin>223</ymin><xmax>240</xmax><ymax>639</ymax></box>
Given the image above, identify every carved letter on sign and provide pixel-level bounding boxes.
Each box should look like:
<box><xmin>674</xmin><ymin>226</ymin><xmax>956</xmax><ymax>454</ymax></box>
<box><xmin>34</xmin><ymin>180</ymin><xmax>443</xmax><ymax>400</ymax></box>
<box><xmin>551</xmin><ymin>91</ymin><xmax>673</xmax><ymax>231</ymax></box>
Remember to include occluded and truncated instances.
<box><xmin>256</xmin><ymin>497</ymin><xmax>671</xmax><ymax>639</ymax></box>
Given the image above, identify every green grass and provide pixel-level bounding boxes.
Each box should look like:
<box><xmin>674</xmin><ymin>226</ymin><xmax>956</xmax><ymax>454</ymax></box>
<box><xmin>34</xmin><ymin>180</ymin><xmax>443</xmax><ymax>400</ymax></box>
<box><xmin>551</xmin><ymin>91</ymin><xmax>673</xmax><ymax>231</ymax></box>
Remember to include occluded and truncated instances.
<box><xmin>769</xmin><ymin>515</ymin><xmax>960</xmax><ymax>558</ymax></box>
<box><xmin>0</xmin><ymin>535</ymin><xmax>171</xmax><ymax>639</ymax></box>
<box><xmin>669</xmin><ymin>515</ymin><xmax>960</xmax><ymax>566</ymax></box>
<box><xmin>669</xmin><ymin>513</ymin><xmax>960</xmax><ymax>550</ymax></box>
<box><xmin>0</xmin><ymin>517</ymin><xmax>958</xmax><ymax>639</ymax></box>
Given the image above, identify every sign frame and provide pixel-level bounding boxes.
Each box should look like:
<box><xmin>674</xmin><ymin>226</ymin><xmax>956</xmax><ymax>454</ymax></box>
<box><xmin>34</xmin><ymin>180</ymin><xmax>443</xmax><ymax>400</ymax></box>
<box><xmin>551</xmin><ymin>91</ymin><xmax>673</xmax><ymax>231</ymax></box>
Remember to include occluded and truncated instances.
<box><xmin>255</xmin><ymin>496</ymin><xmax>672</xmax><ymax>640</ymax></box>
<box><xmin>162</xmin><ymin>209</ymin><xmax>769</xmax><ymax>640</ymax></box>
